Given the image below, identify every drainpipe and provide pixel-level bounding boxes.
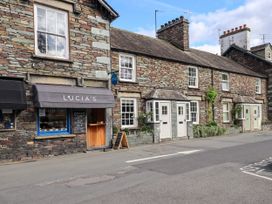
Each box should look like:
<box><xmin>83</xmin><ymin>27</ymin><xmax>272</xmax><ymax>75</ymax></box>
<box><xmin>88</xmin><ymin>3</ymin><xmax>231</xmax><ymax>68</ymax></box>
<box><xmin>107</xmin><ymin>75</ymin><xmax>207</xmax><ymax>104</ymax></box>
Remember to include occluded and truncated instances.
<box><xmin>211</xmin><ymin>69</ymin><xmax>215</xmax><ymax>121</ymax></box>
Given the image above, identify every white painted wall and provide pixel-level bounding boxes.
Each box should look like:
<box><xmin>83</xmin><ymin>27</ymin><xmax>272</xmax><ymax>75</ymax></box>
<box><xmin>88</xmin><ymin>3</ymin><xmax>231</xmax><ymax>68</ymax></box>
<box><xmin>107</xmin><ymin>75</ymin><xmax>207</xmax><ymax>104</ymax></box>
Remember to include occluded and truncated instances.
<box><xmin>220</xmin><ymin>29</ymin><xmax>250</xmax><ymax>54</ymax></box>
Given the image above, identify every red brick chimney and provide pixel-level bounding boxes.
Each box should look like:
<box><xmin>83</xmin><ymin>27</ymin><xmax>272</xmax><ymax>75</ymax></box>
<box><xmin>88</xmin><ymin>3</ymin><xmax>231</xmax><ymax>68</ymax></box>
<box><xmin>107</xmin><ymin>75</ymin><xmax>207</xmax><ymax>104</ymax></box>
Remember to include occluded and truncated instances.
<box><xmin>156</xmin><ymin>16</ymin><xmax>189</xmax><ymax>51</ymax></box>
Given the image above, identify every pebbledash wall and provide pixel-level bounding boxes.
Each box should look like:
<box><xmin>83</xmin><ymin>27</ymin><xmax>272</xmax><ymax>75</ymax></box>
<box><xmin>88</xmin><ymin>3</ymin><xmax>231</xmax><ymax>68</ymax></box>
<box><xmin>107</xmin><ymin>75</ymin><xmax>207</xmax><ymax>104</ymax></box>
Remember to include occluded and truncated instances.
<box><xmin>111</xmin><ymin>51</ymin><xmax>268</xmax><ymax>145</ymax></box>
<box><xmin>0</xmin><ymin>0</ymin><xmax>118</xmax><ymax>161</ymax></box>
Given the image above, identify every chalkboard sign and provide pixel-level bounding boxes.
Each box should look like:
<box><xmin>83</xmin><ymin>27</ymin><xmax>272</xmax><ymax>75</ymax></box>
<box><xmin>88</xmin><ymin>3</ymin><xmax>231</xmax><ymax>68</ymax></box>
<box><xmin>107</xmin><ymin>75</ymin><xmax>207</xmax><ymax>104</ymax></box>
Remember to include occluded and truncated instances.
<box><xmin>73</xmin><ymin>111</ymin><xmax>86</xmax><ymax>134</ymax></box>
<box><xmin>114</xmin><ymin>132</ymin><xmax>129</xmax><ymax>149</ymax></box>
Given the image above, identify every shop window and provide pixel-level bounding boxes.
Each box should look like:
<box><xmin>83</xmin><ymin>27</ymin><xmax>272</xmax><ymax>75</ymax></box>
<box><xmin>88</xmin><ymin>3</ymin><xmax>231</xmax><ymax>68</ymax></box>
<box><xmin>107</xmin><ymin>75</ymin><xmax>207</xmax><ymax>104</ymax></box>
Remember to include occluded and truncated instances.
<box><xmin>221</xmin><ymin>73</ymin><xmax>229</xmax><ymax>91</ymax></box>
<box><xmin>0</xmin><ymin>109</ymin><xmax>15</xmax><ymax>131</ymax></box>
<box><xmin>188</xmin><ymin>66</ymin><xmax>198</xmax><ymax>88</ymax></box>
<box><xmin>38</xmin><ymin>108</ymin><xmax>70</xmax><ymax>136</ymax></box>
<box><xmin>119</xmin><ymin>54</ymin><xmax>136</xmax><ymax>82</ymax></box>
<box><xmin>190</xmin><ymin>101</ymin><xmax>199</xmax><ymax>124</ymax></box>
<box><xmin>121</xmin><ymin>98</ymin><xmax>137</xmax><ymax>128</ymax></box>
<box><xmin>34</xmin><ymin>4</ymin><xmax>69</xmax><ymax>59</ymax></box>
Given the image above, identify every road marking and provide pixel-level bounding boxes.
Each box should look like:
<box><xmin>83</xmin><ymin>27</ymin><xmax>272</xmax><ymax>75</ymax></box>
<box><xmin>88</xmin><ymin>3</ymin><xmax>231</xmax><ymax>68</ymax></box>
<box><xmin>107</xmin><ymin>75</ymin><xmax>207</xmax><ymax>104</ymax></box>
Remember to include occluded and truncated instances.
<box><xmin>242</xmin><ymin>171</ymin><xmax>272</xmax><ymax>181</ymax></box>
<box><xmin>126</xmin><ymin>149</ymin><xmax>201</xmax><ymax>163</ymax></box>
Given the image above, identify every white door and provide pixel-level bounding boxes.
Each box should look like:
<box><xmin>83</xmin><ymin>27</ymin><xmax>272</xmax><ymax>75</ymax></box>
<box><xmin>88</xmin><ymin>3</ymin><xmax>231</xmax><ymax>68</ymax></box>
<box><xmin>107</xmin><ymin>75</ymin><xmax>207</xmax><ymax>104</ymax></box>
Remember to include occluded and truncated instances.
<box><xmin>159</xmin><ymin>102</ymin><xmax>171</xmax><ymax>140</ymax></box>
<box><xmin>177</xmin><ymin>103</ymin><xmax>187</xmax><ymax>137</ymax></box>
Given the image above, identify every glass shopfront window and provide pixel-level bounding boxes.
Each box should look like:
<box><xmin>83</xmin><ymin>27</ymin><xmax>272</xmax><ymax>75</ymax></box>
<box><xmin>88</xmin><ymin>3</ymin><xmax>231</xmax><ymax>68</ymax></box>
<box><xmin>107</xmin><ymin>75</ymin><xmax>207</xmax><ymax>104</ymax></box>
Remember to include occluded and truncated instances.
<box><xmin>0</xmin><ymin>109</ymin><xmax>15</xmax><ymax>130</ymax></box>
<box><xmin>38</xmin><ymin>108</ymin><xmax>70</xmax><ymax>136</ymax></box>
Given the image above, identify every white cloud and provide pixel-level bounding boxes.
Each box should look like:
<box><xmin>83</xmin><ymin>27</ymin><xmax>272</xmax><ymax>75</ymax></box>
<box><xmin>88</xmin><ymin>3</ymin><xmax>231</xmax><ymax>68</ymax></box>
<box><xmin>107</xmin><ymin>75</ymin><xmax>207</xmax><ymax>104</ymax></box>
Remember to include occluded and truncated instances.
<box><xmin>136</xmin><ymin>27</ymin><xmax>156</xmax><ymax>37</ymax></box>
<box><xmin>192</xmin><ymin>44</ymin><xmax>221</xmax><ymax>55</ymax></box>
<box><xmin>190</xmin><ymin>0</ymin><xmax>272</xmax><ymax>48</ymax></box>
<box><xmin>134</xmin><ymin>0</ymin><xmax>272</xmax><ymax>54</ymax></box>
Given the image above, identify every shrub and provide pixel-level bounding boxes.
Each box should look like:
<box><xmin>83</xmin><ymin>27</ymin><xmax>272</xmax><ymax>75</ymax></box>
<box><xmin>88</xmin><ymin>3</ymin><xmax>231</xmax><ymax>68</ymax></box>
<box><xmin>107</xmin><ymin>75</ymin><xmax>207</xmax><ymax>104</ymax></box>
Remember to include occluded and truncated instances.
<box><xmin>193</xmin><ymin>124</ymin><xmax>226</xmax><ymax>138</ymax></box>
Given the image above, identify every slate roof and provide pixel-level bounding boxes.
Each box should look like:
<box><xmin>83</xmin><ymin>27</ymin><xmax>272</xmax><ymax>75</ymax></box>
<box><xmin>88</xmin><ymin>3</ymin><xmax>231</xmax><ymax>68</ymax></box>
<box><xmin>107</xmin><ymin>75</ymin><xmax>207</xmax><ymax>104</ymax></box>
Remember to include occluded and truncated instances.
<box><xmin>233</xmin><ymin>95</ymin><xmax>260</xmax><ymax>104</ymax></box>
<box><xmin>111</xmin><ymin>28</ymin><xmax>266</xmax><ymax>78</ymax></box>
<box><xmin>145</xmin><ymin>89</ymin><xmax>189</xmax><ymax>101</ymax></box>
<box><xmin>251</xmin><ymin>43</ymin><xmax>272</xmax><ymax>52</ymax></box>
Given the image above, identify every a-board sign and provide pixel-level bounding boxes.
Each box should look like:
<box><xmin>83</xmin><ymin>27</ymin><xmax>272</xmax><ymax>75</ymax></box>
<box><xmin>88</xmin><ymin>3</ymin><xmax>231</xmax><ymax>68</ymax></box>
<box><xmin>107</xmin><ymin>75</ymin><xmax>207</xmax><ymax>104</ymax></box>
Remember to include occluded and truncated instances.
<box><xmin>114</xmin><ymin>132</ymin><xmax>129</xmax><ymax>149</ymax></box>
<box><xmin>73</xmin><ymin>111</ymin><xmax>86</xmax><ymax>134</ymax></box>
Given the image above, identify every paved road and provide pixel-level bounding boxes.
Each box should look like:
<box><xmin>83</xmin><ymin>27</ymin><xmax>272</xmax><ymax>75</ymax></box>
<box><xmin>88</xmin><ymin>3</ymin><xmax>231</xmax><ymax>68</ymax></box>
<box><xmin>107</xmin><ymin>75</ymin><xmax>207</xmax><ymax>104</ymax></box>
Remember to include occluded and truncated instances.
<box><xmin>1</xmin><ymin>131</ymin><xmax>272</xmax><ymax>204</ymax></box>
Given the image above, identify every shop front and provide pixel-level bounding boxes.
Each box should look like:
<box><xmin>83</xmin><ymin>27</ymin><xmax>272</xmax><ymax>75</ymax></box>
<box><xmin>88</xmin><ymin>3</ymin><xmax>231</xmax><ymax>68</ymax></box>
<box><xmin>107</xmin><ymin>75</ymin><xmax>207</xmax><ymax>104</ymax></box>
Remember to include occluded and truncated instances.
<box><xmin>33</xmin><ymin>84</ymin><xmax>115</xmax><ymax>149</ymax></box>
<box><xmin>0</xmin><ymin>78</ymin><xmax>27</xmax><ymax>131</ymax></box>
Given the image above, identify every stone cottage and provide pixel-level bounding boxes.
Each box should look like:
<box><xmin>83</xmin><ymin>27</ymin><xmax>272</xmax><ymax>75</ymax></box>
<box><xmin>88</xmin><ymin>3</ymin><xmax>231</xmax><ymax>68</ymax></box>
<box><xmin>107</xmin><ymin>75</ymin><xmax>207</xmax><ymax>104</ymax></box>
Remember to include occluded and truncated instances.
<box><xmin>0</xmin><ymin>0</ymin><xmax>118</xmax><ymax>161</ymax></box>
<box><xmin>110</xmin><ymin>17</ymin><xmax>268</xmax><ymax>145</ymax></box>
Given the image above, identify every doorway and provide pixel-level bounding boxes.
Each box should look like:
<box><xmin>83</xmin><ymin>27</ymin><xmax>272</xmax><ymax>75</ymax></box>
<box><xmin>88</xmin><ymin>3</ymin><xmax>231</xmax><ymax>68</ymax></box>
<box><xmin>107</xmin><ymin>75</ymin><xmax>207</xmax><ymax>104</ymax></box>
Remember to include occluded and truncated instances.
<box><xmin>86</xmin><ymin>109</ymin><xmax>106</xmax><ymax>148</ymax></box>
<box><xmin>177</xmin><ymin>103</ymin><xmax>187</xmax><ymax>137</ymax></box>
<box><xmin>159</xmin><ymin>102</ymin><xmax>172</xmax><ymax>140</ymax></box>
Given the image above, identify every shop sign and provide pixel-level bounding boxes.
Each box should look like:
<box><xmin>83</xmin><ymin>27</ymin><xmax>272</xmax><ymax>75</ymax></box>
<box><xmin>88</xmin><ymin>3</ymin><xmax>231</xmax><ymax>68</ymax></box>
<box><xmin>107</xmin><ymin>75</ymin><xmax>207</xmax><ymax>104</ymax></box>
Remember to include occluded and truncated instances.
<box><xmin>62</xmin><ymin>95</ymin><xmax>97</xmax><ymax>103</ymax></box>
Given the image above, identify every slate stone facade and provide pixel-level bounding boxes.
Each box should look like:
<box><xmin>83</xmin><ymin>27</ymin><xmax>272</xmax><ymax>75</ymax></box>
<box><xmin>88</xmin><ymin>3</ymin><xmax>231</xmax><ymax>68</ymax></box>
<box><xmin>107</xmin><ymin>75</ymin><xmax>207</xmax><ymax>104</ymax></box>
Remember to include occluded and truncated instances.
<box><xmin>0</xmin><ymin>0</ymin><xmax>117</xmax><ymax>161</ymax></box>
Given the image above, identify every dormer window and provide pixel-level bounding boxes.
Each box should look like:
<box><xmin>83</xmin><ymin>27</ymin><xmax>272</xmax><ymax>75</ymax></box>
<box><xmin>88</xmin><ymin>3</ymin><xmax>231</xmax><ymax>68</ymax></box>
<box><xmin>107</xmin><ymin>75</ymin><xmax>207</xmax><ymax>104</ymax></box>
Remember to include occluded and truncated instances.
<box><xmin>34</xmin><ymin>4</ymin><xmax>69</xmax><ymax>59</ymax></box>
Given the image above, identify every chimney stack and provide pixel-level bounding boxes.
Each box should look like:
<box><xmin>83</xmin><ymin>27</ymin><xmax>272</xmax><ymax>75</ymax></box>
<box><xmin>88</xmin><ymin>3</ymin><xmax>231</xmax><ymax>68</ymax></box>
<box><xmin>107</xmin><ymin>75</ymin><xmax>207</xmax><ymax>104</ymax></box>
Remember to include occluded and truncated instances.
<box><xmin>156</xmin><ymin>16</ymin><xmax>189</xmax><ymax>51</ymax></box>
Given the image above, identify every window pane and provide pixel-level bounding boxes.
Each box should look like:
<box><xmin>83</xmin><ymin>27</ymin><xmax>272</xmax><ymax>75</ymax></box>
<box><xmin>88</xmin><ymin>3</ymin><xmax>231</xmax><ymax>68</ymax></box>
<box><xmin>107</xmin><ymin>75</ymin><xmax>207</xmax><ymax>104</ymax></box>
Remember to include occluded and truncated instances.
<box><xmin>47</xmin><ymin>34</ymin><xmax>57</xmax><ymax>55</ymax></box>
<box><xmin>155</xmin><ymin>102</ymin><xmax>159</xmax><ymax>121</ymax></box>
<box><xmin>121</xmin><ymin>99</ymin><xmax>136</xmax><ymax>127</ymax></box>
<box><xmin>186</xmin><ymin>103</ymin><xmax>190</xmax><ymax>120</ymax></box>
<box><xmin>37</xmin><ymin>8</ymin><xmax>46</xmax><ymax>31</ymax></box>
<box><xmin>47</xmin><ymin>10</ymin><xmax>57</xmax><ymax>33</ymax></box>
<box><xmin>39</xmin><ymin>109</ymin><xmax>67</xmax><ymax>132</ymax></box>
<box><xmin>57</xmin><ymin>37</ymin><xmax>66</xmax><ymax>57</ymax></box>
<box><xmin>0</xmin><ymin>110</ymin><xmax>15</xmax><ymax>130</ymax></box>
<box><xmin>222</xmin><ymin>74</ymin><xmax>228</xmax><ymax>80</ymax></box>
<box><xmin>37</xmin><ymin>32</ymin><xmax>46</xmax><ymax>54</ymax></box>
<box><xmin>223</xmin><ymin>112</ymin><xmax>229</xmax><ymax>122</ymax></box>
<box><xmin>57</xmin><ymin>13</ymin><xmax>66</xmax><ymax>35</ymax></box>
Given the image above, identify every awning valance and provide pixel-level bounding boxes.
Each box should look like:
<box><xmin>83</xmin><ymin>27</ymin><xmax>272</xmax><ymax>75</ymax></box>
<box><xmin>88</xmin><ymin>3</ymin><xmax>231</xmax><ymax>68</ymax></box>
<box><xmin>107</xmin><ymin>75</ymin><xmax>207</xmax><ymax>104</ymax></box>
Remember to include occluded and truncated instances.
<box><xmin>145</xmin><ymin>89</ymin><xmax>189</xmax><ymax>101</ymax></box>
<box><xmin>0</xmin><ymin>79</ymin><xmax>27</xmax><ymax>110</ymax></box>
<box><xmin>33</xmin><ymin>84</ymin><xmax>115</xmax><ymax>108</ymax></box>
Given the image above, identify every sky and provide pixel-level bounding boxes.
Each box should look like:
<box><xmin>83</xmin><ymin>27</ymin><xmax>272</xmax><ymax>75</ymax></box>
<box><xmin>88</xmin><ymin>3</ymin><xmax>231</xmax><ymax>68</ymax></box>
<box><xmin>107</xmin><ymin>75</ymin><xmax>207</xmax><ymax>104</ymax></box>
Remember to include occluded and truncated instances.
<box><xmin>107</xmin><ymin>0</ymin><xmax>272</xmax><ymax>54</ymax></box>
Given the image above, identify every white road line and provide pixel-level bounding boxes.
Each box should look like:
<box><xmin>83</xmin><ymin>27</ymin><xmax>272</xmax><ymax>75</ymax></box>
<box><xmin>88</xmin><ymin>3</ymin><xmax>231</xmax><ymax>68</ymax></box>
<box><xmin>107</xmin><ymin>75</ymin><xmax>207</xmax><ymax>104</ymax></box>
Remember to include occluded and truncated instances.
<box><xmin>242</xmin><ymin>171</ymin><xmax>272</xmax><ymax>181</ymax></box>
<box><xmin>126</xmin><ymin>149</ymin><xmax>201</xmax><ymax>163</ymax></box>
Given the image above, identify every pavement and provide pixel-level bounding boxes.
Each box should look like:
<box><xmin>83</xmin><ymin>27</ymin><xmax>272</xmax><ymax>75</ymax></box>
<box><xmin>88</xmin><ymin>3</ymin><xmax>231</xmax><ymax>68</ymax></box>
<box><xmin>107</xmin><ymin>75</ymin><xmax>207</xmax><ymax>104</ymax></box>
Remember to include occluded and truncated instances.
<box><xmin>1</xmin><ymin>131</ymin><xmax>272</xmax><ymax>204</ymax></box>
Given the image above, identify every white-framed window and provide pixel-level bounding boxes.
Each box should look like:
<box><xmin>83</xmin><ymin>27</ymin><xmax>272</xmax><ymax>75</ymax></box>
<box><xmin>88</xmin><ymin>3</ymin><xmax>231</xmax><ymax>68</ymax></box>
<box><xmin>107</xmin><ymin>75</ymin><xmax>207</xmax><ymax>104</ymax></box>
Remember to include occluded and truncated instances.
<box><xmin>146</xmin><ymin>101</ymin><xmax>153</xmax><ymax>122</ymax></box>
<box><xmin>236</xmin><ymin>104</ymin><xmax>245</xmax><ymax>119</ymax></box>
<box><xmin>146</xmin><ymin>101</ymin><xmax>160</xmax><ymax>123</ymax></box>
<box><xmin>119</xmin><ymin>54</ymin><xmax>136</xmax><ymax>82</ymax></box>
<box><xmin>121</xmin><ymin>98</ymin><xmax>137</xmax><ymax>128</ymax></box>
<box><xmin>256</xmin><ymin>78</ymin><xmax>261</xmax><ymax>94</ymax></box>
<box><xmin>222</xmin><ymin>103</ymin><xmax>231</xmax><ymax>123</ymax></box>
<box><xmin>190</xmin><ymin>101</ymin><xmax>199</xmax><ymax>124</ymax></box>
<box><xmin>34</xmin><ymin>4</ymin><xmax>69</xmax><ymax>59</ymax></box>
<box><xmin>188</xmin><ymin>67</ymin><xmax>198</xmax><ymax>88</ymax></box>
<box><xmin>186</xmin><ymin>103</ymin><xmax>191</xmax><ymax>121</ymax></box>
<box><xmin>221</xmin><ymin>73</ymin><xmax>229</xmax><ymax>91</ymax></box>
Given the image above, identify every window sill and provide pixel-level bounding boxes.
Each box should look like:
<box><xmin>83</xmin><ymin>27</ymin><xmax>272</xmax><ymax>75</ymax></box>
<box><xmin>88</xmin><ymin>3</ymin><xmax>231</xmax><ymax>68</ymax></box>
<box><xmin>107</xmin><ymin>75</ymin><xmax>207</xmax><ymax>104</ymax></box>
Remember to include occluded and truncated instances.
<box><xmin>32</xmin><ymin>55</ymin><xmax>73</xmax><ymax>63</ymax></box>
<box><xmin>0</xmin><ymin>129</ymin><xmax>16</xmax><ymax>132</ymax></box>
<box><xmin>119</xmin><ymin>80</ymin><xmax>138</xmax><ymax>84</ymax></box>
<box><xmin>223</xmin><ymin>121</ymin><xmax>231</xmax><ymax>124</ymax></box>
<box><xmin>35</xmin><ymin>134</ymin><xmax>76</xmax><ymax>140</ymax></box>
<box><xmin>188</xmin><ymin>86</ymin><xmax>199</xmax><ymax>90</ymax></box>
<box><xmin>222</xmin><ymin>90</ymin><xmax>230</xmax><ymax>92</ymax></box>
<box><xmin>121</xmin><ymin>126</ymin><xmax>139</xmax><ymax>130</ymax></box>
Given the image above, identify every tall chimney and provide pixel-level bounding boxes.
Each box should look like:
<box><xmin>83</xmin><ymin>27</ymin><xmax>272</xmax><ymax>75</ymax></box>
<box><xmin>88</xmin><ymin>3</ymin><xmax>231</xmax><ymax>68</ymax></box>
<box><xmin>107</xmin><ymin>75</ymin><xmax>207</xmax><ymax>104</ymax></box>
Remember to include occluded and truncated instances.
<box><xmin>156</xmin><ymin>16</ymin><xmax>189</xmax><ymax>51</ymax></box>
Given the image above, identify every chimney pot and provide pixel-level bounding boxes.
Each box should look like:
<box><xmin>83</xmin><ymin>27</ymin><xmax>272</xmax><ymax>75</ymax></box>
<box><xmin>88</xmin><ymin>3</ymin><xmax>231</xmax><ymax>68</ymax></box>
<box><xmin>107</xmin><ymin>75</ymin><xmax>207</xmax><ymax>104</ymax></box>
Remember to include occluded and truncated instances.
<box><xmin>235</xmin><ymin>27</ymin><xmax>238</xmax><ymax>31</ymax></box>
<box><xmin>227</xmin><ymin>30</ymin><xmax>230</xmax><ymax>33</ymax></box>
<box><xmin>239</xmin><ymin>25</ymin><xmax>242</xmax><ymax>29</ymax></box>
<box><xmin>176</xmin><ymin>18</ymin><xmax>179</xmax><ymax>21</ymax></box>
<box><xmin>231</xmin><ymin>28</ymin><xmax>234</xmax><ymax>32</ymax></box>
<box><xmin>243</xmin><ymin>24</ymin><xmax>246</xmax><ymax>28</ymax></box>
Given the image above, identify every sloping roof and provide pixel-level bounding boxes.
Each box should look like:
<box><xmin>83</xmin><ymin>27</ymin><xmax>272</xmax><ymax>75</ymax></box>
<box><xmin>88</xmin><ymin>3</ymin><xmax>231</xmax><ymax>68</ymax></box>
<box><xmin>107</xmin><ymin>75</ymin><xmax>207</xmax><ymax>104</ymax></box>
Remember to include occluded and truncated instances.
<box><xmin>98</xmin><ymin>0</ymin><xmax>119</xmax><ymax>19</ymax></box>
<box><xmin>111</xmin><ymin>28</ymin><xmax>266</xmax><ymax>78</ymax></box>
<box><xmin>251</xmin><ymin>43</ymin><xmax>271</xmax><ymax>52</ymax></box>
<box><xmin>223</xmin><ymin>44</ymin><xmax>272</xmax><ymax>67</ymax></box>
<box><xmin>145</xmin><ymin>89</ymin><xmax>189</xmax><ymax>101</ymax></box>
<box><xmin>233</xmin><ymin>95</ymin><xmax>260</xmax><ymax>104</ymax></box>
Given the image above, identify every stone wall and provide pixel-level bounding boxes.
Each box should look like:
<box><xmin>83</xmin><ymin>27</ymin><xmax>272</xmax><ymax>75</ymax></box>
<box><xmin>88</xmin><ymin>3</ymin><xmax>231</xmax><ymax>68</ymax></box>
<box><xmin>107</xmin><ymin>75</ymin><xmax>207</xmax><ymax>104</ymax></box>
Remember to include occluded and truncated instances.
<box><xmin>0</xmin><ymin>0</ymin><xmax>113</xmax><ymax>161</ymax></box>
<box><xmin>224</xmin><ymin>48</ymin><xmax>272</xmax><ymax>119</ymax></box>
<box><xmin>111</xmin><ymin>50</ymin><xmax>268</xmax><ymax>144</ymax></box>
